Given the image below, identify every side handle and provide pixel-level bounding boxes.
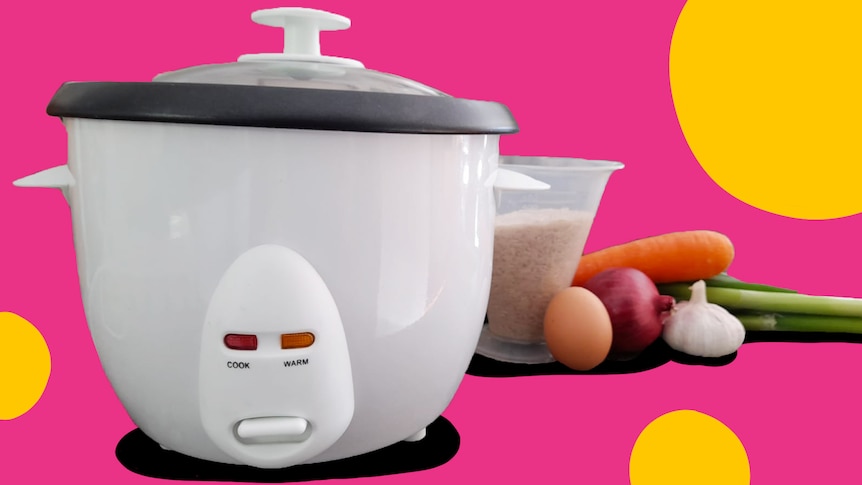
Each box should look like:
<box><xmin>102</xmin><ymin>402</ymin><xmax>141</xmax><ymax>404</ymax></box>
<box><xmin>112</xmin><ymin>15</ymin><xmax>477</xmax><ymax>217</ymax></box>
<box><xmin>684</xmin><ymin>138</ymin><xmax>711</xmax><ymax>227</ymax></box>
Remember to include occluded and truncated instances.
<box><xmin>490</xmin><ymin>168</ymin><xmax>550</xmax><ymax>191</ymax></box>
<box><xmin>13</xmin><ymin>165</ymin><xmax>75</xmax><ymax>205</ymax></box>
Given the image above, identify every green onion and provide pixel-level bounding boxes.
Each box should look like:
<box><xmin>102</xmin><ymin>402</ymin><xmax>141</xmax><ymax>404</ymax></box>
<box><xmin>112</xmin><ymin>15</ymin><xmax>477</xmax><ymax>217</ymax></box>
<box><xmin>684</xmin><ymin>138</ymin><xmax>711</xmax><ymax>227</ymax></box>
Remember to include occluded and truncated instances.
<box><xmin>699</xmin><ymin>273</ymin><xmax>797</xmax><ymax>293</ymax></box>
<box><xmin>736</xmin><ymin>313</ymin><xmax>862</xmax><ymax>334</ymax></box>
<box><xmin>657</xmin><ymin>283</ymin><xmax>862</xmax><ymax>318</ymax></box>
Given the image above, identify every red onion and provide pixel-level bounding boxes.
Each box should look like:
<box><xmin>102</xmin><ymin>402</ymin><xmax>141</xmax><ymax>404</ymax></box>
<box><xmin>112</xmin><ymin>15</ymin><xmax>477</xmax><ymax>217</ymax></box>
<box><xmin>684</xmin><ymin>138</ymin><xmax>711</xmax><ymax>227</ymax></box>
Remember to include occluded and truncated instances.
<box><xmin>582</xmin><ymin>267</ymin><xmax>675</xmax><ymax>360</ymax></box>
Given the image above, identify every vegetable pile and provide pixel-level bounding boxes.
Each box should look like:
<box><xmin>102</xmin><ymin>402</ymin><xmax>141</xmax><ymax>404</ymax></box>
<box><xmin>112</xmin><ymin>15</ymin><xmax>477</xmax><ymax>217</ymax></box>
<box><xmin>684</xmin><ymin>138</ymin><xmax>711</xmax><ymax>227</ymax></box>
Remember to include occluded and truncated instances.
<box><xmin>541</xmin><ymin>229</ymin><xmax>862</xmax><ymax>372</ymax></box>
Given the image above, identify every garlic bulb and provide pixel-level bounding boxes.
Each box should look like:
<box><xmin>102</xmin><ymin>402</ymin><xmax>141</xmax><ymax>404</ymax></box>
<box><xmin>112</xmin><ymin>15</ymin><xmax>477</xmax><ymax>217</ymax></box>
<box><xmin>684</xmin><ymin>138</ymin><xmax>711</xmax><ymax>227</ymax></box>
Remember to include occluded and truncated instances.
<box><xmin>662</xmin><ymin>280</ymin><xmax>746</xmax><ymax>357</ymax></box>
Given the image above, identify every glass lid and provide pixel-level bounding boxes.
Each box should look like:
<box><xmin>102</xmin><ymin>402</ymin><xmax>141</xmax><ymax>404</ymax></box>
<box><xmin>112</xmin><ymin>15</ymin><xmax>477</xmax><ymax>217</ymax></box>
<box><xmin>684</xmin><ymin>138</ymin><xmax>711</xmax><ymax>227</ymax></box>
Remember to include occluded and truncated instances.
<box><xmin>153</xmin><ymin>7</ymin><xmax>447</xmax><ymax>96</ymax></box>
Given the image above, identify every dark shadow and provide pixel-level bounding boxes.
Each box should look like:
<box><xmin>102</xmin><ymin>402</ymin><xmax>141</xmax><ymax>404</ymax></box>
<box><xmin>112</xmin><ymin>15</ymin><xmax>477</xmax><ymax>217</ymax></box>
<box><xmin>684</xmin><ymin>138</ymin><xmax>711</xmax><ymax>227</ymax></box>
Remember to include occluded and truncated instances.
<box><xmin>116</xmin><ymin>416</ymin><xmax>459</xmax><ymax>483</ymax></box>
<box><xmin>469</xmin><ymin>336</ymin><xmax>737</xmax><ymax>377</ymax></box>
<box><xmin>468</xmin><ymin>330</ymin><xmax>862</xmax><ymax>378</ymax></box>
<box><xmin>468</xmin><ymin>338</ymin><xmax>736</xmax><ymax>378</ymax></box>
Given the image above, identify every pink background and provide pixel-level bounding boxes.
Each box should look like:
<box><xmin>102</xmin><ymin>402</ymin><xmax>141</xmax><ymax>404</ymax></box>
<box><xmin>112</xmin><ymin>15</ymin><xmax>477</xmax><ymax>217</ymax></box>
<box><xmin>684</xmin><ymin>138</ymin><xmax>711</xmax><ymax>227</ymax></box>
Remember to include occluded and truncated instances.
<box><xmin>2</xmin><ymin>0</ymin><xmax>860</xmax><ymax>483</ymax></box>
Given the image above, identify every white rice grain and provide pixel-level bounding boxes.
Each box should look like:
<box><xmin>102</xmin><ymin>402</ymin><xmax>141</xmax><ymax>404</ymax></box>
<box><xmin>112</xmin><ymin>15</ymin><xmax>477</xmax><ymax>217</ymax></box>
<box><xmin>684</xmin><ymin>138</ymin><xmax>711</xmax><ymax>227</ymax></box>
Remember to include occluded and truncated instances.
<box><xmin>487</xmin><ymin>208</ymin><xmax>595</xmax><ymax>343</ymax></box>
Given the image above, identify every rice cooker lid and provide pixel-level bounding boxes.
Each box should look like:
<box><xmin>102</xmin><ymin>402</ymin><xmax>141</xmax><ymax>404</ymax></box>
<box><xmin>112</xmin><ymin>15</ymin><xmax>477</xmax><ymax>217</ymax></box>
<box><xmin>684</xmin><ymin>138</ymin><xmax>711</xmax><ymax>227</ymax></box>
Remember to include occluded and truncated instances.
<box><xmin>45</xmin><ymin>7</ymin><xmax>518</xmax><ymax>135</ymax></box>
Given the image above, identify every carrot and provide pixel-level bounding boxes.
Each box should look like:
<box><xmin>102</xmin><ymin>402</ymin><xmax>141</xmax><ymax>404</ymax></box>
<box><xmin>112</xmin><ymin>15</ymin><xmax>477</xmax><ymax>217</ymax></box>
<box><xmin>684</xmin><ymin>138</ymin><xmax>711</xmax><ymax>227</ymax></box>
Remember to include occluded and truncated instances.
<box><xmin>571</xmin><ymin>230</ymin><xmax>735</xmax><ymax>286</ymax></box>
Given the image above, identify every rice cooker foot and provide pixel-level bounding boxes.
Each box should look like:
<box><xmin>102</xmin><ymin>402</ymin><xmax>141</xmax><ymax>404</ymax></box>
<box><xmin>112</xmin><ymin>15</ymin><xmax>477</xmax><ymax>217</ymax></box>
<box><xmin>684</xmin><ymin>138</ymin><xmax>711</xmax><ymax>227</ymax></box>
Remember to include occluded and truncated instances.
<box><xmin>159</xmin><ymin>443</ymin><xmax>171</xmax><ymax>452</ymax></box>
<box><xmin>403</xmin><ymin>427</ymin><xmax>427</xmax><ymax>442</ymax></box>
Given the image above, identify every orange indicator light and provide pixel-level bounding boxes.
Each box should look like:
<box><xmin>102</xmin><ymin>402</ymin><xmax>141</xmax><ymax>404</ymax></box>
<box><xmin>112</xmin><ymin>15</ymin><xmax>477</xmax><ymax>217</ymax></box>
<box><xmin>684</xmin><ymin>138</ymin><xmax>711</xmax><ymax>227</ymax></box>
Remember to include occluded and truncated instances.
<box><xmin>281</xmin><ymin>332</ymin><xmax>315</xmax><ymax>349</ymax></box>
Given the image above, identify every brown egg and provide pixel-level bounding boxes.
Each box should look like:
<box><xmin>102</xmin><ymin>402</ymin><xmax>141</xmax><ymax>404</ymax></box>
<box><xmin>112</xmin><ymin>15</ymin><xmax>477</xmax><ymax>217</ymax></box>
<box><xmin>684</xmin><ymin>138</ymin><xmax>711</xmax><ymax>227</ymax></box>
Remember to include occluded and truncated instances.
<box><xmin>543</xmin><ymin>287</ymin><xmax>613</xmax><ymax>371</ymax></box>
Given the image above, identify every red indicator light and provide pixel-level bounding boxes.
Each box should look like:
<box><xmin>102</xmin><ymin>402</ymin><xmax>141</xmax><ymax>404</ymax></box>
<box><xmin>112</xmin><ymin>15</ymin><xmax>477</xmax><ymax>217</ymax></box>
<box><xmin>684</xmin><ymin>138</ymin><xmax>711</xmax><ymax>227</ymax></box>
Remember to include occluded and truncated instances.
<box><xmin>224</xmin><ymin>334</ymin><xmax>258</xmax><ymax>351</ymax></box>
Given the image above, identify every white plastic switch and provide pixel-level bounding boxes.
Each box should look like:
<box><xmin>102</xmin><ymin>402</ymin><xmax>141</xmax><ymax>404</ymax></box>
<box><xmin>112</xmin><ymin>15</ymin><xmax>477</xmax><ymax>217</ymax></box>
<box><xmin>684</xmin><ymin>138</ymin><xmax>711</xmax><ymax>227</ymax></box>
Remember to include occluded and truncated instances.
<box><xmin>236</xmin><ymin>417</ymin><xmax>310</xmax><ymax>444</ymax></box>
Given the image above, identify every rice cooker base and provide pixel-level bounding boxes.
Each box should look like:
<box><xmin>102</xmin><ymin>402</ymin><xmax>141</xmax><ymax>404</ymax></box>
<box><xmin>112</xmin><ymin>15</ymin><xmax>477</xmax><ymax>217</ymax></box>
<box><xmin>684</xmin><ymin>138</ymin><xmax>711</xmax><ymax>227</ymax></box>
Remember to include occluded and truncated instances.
<box><xmin>67</xmin><ymin>118</ymin><xmax>500</xmax><ymax>467</ymax></box>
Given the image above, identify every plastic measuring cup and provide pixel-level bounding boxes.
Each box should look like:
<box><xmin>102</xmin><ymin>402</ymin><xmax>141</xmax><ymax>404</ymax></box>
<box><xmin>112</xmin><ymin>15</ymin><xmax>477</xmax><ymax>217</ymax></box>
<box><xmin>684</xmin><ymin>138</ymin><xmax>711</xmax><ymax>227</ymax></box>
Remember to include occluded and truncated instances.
<box><xmin>477</xmin><ymin>156</ymin><xmax>624</xmax><ymax>364</ymax></box>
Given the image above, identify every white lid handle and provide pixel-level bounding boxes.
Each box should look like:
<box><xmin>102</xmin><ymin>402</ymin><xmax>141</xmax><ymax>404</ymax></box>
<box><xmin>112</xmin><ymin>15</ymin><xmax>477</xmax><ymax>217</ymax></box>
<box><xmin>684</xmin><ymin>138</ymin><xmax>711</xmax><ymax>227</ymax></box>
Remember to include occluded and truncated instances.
<box><xmin>255</xmin><ymin>8</ymin><xmax>348</xmax><ymax>57</ymax></box>
<box><xmin>238</xmin><ymin>7</ymin><xmax>363</xmax><ymax>67</ymax></box>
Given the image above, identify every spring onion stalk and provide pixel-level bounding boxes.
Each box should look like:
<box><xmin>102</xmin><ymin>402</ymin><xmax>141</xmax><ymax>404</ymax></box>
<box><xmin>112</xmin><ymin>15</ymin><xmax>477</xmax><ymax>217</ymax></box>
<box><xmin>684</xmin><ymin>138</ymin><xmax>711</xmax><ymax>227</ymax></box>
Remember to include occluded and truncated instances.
<box><xmin>735</xmin><ymin>313</ymin><xmax>862</xmax><ymax>334</ymax></box>
<box><xmin>698</xmin><ymin>273</ymin><xmax>798</xmax><ymax>293</ymax></box>
<box><xmin>657</xmin><ymin>284</ymin><xmax>862</xmax><ymax>318</ymax></box>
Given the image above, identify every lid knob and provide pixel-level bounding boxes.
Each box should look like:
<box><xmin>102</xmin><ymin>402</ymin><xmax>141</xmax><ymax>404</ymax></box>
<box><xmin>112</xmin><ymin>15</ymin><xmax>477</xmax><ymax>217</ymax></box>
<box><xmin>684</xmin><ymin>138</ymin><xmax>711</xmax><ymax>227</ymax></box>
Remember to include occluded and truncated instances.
<box><xmin>238</xmin><ymin>7</ymin><xmax>364</xmax><ymax>67</ymax></box>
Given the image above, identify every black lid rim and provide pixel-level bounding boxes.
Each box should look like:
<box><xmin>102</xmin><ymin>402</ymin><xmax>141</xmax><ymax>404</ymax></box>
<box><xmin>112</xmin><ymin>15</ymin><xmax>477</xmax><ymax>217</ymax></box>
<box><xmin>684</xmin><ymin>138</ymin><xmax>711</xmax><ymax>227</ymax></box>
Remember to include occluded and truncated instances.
<box><xmin>46</xmin><ymin>82</ymin><xmax>520</xmax><ymax>135</ymax></box>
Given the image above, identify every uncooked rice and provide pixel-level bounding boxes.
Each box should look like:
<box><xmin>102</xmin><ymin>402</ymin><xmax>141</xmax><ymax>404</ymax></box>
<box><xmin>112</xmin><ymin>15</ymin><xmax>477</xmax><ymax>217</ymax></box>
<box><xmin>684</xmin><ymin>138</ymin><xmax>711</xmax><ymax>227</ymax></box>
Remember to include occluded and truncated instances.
<box><xmin>487</xmin><ymin>208</ymin><xmax>595</xmax><ymax>343</ymax></box>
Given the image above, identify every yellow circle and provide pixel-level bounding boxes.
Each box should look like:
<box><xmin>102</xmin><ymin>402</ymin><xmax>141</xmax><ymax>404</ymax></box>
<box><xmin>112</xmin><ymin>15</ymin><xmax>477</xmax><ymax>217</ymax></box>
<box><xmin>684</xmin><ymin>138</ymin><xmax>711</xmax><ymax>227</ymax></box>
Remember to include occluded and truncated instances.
<box><xmin>670</xmin><ymin>1</ymin><xmax>862</xmax><ymax>220</ymax></box>
<box><xmin>0</xmin><ymin>312</ymin><xmax>52</xmax><ymax>420</ymax></box>
<box><xmin>630</xmin><ymin>410</ymin><xmax>750</xmax><ymax>485</ymax></box>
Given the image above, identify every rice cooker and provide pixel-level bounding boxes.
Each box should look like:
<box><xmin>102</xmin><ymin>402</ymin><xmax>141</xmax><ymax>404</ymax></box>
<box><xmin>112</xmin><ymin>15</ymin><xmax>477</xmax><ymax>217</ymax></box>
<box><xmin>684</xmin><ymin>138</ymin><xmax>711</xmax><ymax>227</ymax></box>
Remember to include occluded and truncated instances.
<box><xmin>14</xmin><ymin>7</ymin><xmax>548</xmax><ymax>469</ymax></box>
